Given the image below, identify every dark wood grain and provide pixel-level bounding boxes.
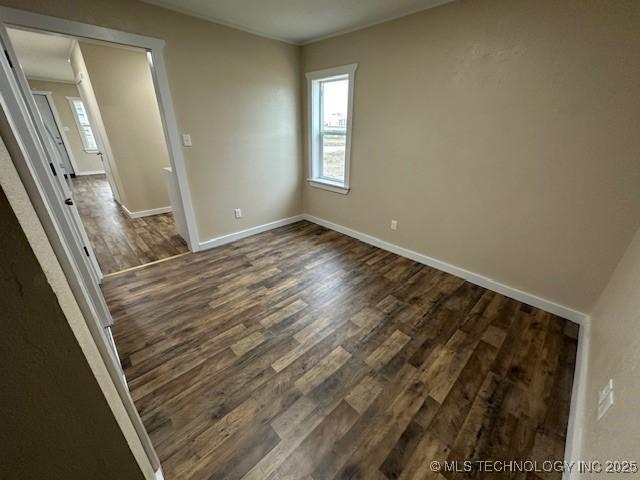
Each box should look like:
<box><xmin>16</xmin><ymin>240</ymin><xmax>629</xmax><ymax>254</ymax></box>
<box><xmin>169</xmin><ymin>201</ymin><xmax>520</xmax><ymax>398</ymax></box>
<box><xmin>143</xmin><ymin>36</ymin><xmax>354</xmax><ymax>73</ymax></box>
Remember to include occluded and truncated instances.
<box><xmin>104</xmin><ymin>221</ymin><xmax>578</xmax><ymax>480</ymax></box>
<box><xmin>70</xmin><ymin>174</ymin><xmax>188</xmax><ymax>275</ymax></box>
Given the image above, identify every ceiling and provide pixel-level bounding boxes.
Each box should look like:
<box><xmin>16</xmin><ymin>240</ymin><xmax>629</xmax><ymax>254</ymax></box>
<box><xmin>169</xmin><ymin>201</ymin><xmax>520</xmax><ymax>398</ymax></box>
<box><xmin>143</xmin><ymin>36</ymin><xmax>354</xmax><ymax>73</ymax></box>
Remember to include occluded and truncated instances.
<box><xmin>143</xmin><ymin>0</ymin><xmax>454</xmax><ymax>44</ymax></box>
<box><xmin>8</xmin><ymin>28</ymin><xmax>76</xmax><ymax>82</ymax></box>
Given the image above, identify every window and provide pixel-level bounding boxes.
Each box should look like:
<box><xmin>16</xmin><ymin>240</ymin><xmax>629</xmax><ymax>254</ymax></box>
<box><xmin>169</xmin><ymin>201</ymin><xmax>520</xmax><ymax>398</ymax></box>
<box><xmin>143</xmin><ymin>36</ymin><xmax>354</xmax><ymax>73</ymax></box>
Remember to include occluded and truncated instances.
<box><xmin>306</xmin><ymin>64</ymin><xmax>357</xmax><ymax>194</ymax></box>
<box><xmin>67</xmin><ymin>97</ymin><xmax>98</xmax><ymax>152</ymax></box>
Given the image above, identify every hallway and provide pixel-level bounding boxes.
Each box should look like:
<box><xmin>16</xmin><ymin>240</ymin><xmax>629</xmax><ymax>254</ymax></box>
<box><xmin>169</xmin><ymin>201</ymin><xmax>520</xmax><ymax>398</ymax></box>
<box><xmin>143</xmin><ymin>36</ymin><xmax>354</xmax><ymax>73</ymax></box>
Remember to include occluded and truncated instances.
<box><xmin>71</xmin><ymin>174</ymin><xmax>188</xmax><ymax>275</ymax></box>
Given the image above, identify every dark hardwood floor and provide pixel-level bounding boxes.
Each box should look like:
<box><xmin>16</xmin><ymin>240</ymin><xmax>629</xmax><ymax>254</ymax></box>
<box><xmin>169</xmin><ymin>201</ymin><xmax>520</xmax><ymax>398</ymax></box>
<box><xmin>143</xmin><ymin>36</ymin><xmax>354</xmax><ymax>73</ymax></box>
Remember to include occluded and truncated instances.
<box><xmin>70</xmin><ymin>174</ymin><xmax>188</xmax><ymax>275</ymax></box>
<box><xmin>104</xmin><ymin>221</ymin><xmax>578</xmax><ymax>480</ymax></box>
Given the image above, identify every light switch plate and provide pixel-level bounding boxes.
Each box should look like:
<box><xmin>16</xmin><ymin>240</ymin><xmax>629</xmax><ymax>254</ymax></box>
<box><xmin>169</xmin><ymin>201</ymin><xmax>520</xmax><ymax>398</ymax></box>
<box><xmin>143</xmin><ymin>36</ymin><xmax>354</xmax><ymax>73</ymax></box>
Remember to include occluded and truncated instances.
<box><xmin>597</xmin><ymin>390</ymin><xmax>614</xmax><ymax>420</ymax></box>
<box><xmin>182</xmin><ymin>133</ymin><xmax>192</xmax><ymax>147</ymax></box>
<box><xmin>598</xmin><ymin>379</ymin><xmax>613</xmax><ymax>405</ymax></box>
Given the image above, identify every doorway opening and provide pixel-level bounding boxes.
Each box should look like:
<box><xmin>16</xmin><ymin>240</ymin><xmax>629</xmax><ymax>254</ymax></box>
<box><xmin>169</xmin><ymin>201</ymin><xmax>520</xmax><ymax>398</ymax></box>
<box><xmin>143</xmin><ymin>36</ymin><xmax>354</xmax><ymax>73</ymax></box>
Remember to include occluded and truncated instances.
<box><xmin>0</xmin><ymin>8</ymin><xmax>206</xmax><ymax>477</ymax></box>
<box><xmin>9</xmin><ymin>27</ymin><xmax>190</xmax><ymax>276</ymax></box>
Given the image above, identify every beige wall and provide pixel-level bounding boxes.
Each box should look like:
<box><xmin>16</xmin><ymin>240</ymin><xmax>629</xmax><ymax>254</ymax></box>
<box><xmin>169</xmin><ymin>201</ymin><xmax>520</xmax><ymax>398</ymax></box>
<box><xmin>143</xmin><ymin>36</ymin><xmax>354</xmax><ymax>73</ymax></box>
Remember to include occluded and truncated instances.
<box><xmin>0</xmin><ymin>0</ymin><xmax>302</xmax><ymax>241</ymax></box>
<box><xmin>28</xmin><ymin>79</ymin><xmax>104</xmax><ymax>173</ymax></box>
<box><xmin>4</xmin><ymin>0</ymin><xmax>639</xmax><ymax>312</ymax></box>
<box><xmin>70</xmin><ymin>41</ymin><xmax>127</xmax><ymax>205</ymax></box>
<box><xmin>581</xmin><ymin>224</ymin><xmax>640</xmax><ymax>464</ymax></box>
<box><xmin>301</xmin><ymin>0</ymin><xmax>640</xmax><ymax>313</ymax></box>
<box><xmin>78</xmin><ymin>41</ymin><xmax>171</xmax><ymax>213</ymax></box>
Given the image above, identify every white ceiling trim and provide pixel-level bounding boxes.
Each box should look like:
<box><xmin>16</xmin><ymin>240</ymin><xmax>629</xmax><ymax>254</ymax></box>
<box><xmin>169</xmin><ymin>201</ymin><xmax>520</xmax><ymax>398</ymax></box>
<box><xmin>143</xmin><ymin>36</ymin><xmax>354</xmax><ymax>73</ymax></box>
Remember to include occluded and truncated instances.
<box><xmin>142</xmin><ymin>0</ymin><xmax>299</xmax><ymax>44</ymax></box>
<box><xmin>299</xmin><ymin>0</ymin><xmax>454</xmax><ymax>45</ymax></box>
<box><xmin>141</xmin><ymin>0</ymin><xmax>455</xmax><ymax>46</ymax></box>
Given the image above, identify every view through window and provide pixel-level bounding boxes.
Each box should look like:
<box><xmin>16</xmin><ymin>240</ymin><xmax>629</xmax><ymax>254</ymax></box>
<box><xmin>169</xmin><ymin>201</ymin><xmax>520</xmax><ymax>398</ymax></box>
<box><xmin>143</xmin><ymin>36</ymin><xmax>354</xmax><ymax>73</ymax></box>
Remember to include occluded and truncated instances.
<box><xmin>320</xmin><ymin>77</ymin><xmax>348</xmax><ymax>181</ymax></box>
<box><xmin>68</xmin><ymin>97</ymin><xmax>98</xmax><ymax>152</ymax></box>
<box><xmin>307</xmin><ymin>63</ymin><xmax>356</xmax><ymax>193</ymax></box>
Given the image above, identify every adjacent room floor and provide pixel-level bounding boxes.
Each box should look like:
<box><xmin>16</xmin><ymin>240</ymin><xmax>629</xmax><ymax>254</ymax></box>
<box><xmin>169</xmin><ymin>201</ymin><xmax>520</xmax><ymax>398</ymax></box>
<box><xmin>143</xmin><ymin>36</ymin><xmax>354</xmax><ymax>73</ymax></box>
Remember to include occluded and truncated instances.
<box><xmin>71</xmin><ymin>174</ymin><xmax>188</xmax><ymax>275</ymax></box>
<box><xmin>104</xmin><ymin>221</ymin><xmax>578</xmax><ymax>480</ymax></box>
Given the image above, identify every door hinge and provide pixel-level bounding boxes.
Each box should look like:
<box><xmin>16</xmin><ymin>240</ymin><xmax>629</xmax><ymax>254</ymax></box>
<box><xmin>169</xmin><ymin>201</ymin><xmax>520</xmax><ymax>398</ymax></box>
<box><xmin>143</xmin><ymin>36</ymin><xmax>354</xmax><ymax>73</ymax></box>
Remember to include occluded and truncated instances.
<box><xmin>49</xmin><ymin>162</ymin><xmax>58</xmax><ymax>176</ymax></box>
<box><xmin>4</xmin><ymin>50</ymin><xmax>13</xmax><ymax>69</ymax></box>
<box><xmin>64</xmin><ymin>198</ymin><xmax>74</xmax><ymax>206</ymax></box>
<box><xmin>83</xmin><ymin>246</ymin><xmax>90</xmax><ymax>257</ymax></box>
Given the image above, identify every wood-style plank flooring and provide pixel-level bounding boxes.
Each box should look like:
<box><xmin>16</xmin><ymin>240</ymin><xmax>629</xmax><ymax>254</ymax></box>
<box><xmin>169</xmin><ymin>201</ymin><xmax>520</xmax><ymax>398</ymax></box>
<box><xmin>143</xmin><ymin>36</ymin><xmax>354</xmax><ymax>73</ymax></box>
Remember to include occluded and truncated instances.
<box><xmin>105</xmin><ymin>221</ymin><xmax>578</xmax><ymax>480</ymax></box>
<box><xmin>71</xmin><ymin>174</ymin><xmax>188</xmax><ymax>275</ymax></box>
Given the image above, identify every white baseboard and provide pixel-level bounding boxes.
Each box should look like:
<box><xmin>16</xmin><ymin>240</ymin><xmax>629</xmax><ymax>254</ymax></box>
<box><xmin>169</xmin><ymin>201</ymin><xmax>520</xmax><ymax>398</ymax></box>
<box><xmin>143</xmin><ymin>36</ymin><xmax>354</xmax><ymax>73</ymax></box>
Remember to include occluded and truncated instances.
<box><xmin>154</xmin><ymin>467</ymin><xmax>164</xmax><ymax>480</ymax></box>
<box><xmin>75</xmin><ymin>169</ymin><xmax>105</xmax><ymax>176</ymax></box>
<box><xmin>196</xmin><ymin>212</ymin><xmax>589</xmax><ymax>324</ymax></box>
<box><xmin>301</xmin><ymin>213</ymin><xmax>591</xmax><ymax>466</ymax></box>
<box><xmin>563</xmin><ymin>321</ymin><xmax>590</xmax><ymax>479</ymax></box>
<box><xmin>195</xmin><ymin>212</ymin><xmax>589</xmax><ymax>469</ymax></box>
<box><xmin>198</xmin><ymin>214</ymin><xmax>305</xmax><ymax>251</ymax></box>
<box><xmin>122</xmin><ymin>205</ymin><xmax>172</xmax><ymax>219</ymax></box>
<box><xmin>302</xmin><ymin>214</ymin><xmax>589</xmax><ymax>325</ymax></box>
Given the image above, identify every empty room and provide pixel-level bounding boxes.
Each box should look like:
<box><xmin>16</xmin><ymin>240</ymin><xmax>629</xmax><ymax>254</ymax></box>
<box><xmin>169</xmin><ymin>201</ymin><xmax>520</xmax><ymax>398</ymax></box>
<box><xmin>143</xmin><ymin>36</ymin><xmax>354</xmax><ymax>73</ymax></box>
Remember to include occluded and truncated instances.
<box><xmin>1</xmin><ymin>1</ymin><xmax>639</xmax><ymax>480</ymax></box>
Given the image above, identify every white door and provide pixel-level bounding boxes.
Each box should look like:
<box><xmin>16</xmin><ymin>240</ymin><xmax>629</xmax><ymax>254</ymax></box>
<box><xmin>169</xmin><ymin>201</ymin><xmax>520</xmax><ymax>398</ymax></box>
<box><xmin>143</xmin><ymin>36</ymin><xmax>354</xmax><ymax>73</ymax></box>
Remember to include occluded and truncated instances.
<box><xmin>32</xmin><ymin>94</ymin><xmax>105</xmax><ymax>286</ymax></box>
<box><xmin>0</xmin><ymin>28</ymin><xmax>111</xmax><ymax>328</ymax></box>
<box><xmin>32</xmin><ymin>93</ymin><xmax>75</xmax><ymax>176</ymax></box>
<box><xmin>32</xmin><ymin>93</ymin><xmax>106</xmax><ymax>284</ymax></box>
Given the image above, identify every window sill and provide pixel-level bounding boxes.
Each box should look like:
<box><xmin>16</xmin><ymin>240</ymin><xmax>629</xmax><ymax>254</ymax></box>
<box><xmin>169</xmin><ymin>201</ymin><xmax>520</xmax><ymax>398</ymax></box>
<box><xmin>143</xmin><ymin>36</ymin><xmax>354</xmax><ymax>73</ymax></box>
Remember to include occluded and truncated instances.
<box><xmin>307</xmin><ymin>178</ymin><xmax>350</xmax><ymax>195</ymax></box>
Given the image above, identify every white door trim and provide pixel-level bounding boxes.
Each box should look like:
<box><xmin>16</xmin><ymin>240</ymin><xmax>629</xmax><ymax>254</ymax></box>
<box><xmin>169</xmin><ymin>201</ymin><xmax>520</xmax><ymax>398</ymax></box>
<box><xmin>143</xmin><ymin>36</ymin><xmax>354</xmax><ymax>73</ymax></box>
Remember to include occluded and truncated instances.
<box><xmin>30</xmin><ymin>89</ymin><xmax>81</xmax><ymax>174</ymax></box>
<box><xmin>563</xmin><ymin>322</ymin><xmax>590</xmax><ymax>479</ymax></box>
<box><xmin>0</xmin><ymin>27</ymin><xmax>105</xmax><ymax>288</ymax></box>
<box><xmin>0</xmin><ymin>8</ymin><xmax>181</xmax><ymax>475</ymax></box>
<box><xmin>0</xmin><ymin>6</ymin><xmax>200</xmax><ymax>251</ymax></box>
<box><xmin>0</xmin><ymin>137</ymin><xmax>158</xmax><ymax>480</ymax></box>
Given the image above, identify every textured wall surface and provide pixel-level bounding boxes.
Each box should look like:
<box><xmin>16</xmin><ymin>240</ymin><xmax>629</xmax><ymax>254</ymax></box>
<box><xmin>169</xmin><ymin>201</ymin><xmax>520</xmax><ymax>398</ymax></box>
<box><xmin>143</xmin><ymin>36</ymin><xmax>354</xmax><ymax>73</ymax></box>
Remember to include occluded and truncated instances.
<box><xmin>581</xmin><ymin>224</ymin><xmax>640</xmax><ymax>465</ymax></box>
<box><xmin>301</xmin><ymin>0</ymin><xmax>640</xmax><ymax>312</ymax></box>
<box><xmin>0</xmin><ymin>179</ymin><xmax>145</xmax><ymax>479</ymax></box>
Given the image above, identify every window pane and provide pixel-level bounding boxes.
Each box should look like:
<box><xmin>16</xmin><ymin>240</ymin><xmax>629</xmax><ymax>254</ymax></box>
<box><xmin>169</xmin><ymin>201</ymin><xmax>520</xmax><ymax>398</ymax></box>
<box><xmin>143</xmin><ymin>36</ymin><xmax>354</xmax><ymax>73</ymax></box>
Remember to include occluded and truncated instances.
<box><xmin>320</xmin><ymin>77</ymin><xmax>348</xmax><ymax>182</ymax></box>
<box><xmin>321</xmin><ymin>78</ymin><xmax>348</xmax><ymax>133</ymax></box>
<box><xmin>321</xmin><ymin>133</ymin><xmax>346</xmax><ymax>181</ymax></box>
<box><xmin>82</xmin><ymin>125</ymin><xmax>98</xmax><ymax>151</ymax></box>
<box><xmin>73</xmin><ymin>100</ymin><xmax>90</xmax><ymax>126</ymax></box>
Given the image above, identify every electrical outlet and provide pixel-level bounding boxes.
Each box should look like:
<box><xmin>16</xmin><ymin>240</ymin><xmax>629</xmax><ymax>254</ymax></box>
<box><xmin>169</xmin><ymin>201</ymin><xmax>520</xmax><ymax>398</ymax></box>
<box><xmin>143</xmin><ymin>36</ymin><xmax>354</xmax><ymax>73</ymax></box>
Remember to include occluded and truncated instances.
<box><xmin>597</xmin><ymin>379</ymin><xmax>614</xmax><ymax>421</ymax></box>
<box><xmin>390</xmin><ymin>220</ymin><xmax>398</xmax><ymax>231</ymax></box>
<box><xmin>234</xmin><ymin>208</ymin><xmax>242</xmax><ymax>219</ymax></box>
<box><xmin>182</xmin><ymin>133</ymin><xmax>192</xmax><ymax>147</ymax></box>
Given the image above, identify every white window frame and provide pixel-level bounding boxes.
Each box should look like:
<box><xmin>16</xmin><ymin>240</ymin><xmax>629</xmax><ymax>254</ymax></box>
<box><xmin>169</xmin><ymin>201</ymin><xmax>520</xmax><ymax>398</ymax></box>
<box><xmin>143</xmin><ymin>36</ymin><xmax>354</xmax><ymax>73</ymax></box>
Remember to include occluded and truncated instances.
<box><xmin>66</xmin><ymin>96</ymin><xmax>99</xmax><ymax>153</ymax></box>
<box><xmin>306</xmin><ymin>63</ymin><xmax>357</xmax><ymax>194</ymax></box>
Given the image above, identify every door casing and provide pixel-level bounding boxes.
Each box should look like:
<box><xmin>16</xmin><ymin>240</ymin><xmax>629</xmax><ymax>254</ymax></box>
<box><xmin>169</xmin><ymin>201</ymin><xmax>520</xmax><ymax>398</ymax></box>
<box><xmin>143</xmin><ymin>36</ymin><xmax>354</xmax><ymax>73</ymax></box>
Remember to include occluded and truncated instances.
<box><xmin>0</xmin><ymin>6</ymin><xmax>202</xmax><ymax>477</ymax></box>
